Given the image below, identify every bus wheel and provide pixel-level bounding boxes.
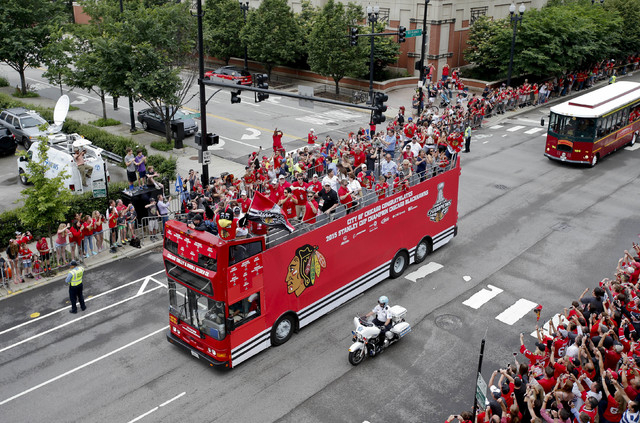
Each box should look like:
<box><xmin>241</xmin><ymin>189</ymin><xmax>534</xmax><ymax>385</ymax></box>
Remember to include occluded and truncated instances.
<box><xmin>271</xmin><ymin>313</ymin><xmax>296</xmax><ymax>346</ymax></box>
<box><xmin>630</xmin><ymin>133</ymin><xmax>637</xmax><ymax>147</ymax></box>
<box><xmin>390</xmin><ymin>250</ymin><xmax>409</xmax><ymax>279</ymax></box>
<box><xmin>414</xmin><ymin>238</ymin><xmax>431</xmax><ymax>264</ymax></box>
<box><xmin>590</xmin><ymin>154</ymin><xmax>599</xmax><ymax>167</ymax></box>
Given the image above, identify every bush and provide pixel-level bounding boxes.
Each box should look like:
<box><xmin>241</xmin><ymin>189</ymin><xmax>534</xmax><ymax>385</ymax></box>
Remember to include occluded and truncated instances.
<box><xmin>12</xmin><ymin>87</ymin><xmax>39</xmax><ymax>98</ymax></box>
<box><xmin>0</xmin><ymin>76</ymin><xmax>8</xmax><ymax>87</ymax></box>
<box><xmin>89</xmin><ymin>118</ymin><xmax>121</xmax><ymax>127</ymax></box>
<box><xmin>150</xmin><ymin>140</ymin><xmax>174</xmax><ymax>151</ymax></box>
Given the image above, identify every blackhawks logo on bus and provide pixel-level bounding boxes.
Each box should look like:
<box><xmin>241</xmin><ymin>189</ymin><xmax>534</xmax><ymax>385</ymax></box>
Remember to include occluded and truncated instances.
<box><xmin>427</xmin><ymin>182</ymin><xmax>452</xmax><ymax>222</ymax></box>
<box><xmin>286</xmin><ymin>244</ymin><xmax>326</xmax><ymax>297</ymax></box>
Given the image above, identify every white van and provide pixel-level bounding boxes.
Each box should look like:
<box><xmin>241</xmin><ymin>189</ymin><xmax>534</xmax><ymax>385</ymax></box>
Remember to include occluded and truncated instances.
<box><xmin>17</xmin><ymin>133</ymin><xmax>113</xmax><ymax>194</ymax></box>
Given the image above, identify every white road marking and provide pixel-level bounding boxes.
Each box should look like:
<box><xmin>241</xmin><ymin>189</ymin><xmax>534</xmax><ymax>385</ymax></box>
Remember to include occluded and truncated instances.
<box><xmin>218</xmin><ymin>135</ymin><xmax>258</xmax><ymax>149</ymax></box>
<box><xmin>490</xmin><ymin>125</ymin><xmax>504</xmax><ymax>129</ymax></box>
<box><xmin>541</xmin><ymin>134</ymin><xmax>547</xmax><ymax>137</ymax></box>
<box><xmin>463</xmin><ymin>276</ymin><xmax>471</xmax><ymax>282</ymax></box>
<box><xmin>0</xmin><ymin>326</ymin><xmax>168</xmax><ymax>406</ymax></box>
<box><xmin>405</xmin><ymin>262</ymin><xmax>443</xmax><ymax>282</ymax></box>
<box><xmin>626</xmin><ymin>143</ymin><xmax>640</xmax><ymax>151</ymax></box>
<box><xmin>530</xmin><ymin>313</ymin><xmax>569</xmax><ymax>338</ymax></box>
<box><xmin>462</xmin><ymin>284</ymin><xmax>504</xmax><ymax>309</ymax></box>
<box><xmin>0</xmin><ymin>285</ymin><xmax>164</xmax><ymax>353</ymax></box>
<box><xmin>159</xmin><ymin>391</ymin><xmax>186</xmax><ymax>407</ymax></box>
<box><xmin>70</xmin><ymin>96</ymin><xmax>89</xmax><ymax>105</ymax></box>
<box><xmin>507</xmin><ymin>125</ymin><xmax>526</xmax><ymax>132</ymax></box>
<box><xmin>495</xmin><ymin>299</ymin><xmax>538</xmax><ymax>325</ymax></box>
<box><xmin>241</xmin><ymin>128</ymin><xmax>261</xmax><ymax>140</ymax></box>
<box><xmin>516</xmin><ymin>118</ymin><xmax>543</xmax><ymax>124</ymax></box>
<box><xmin>127</xmin><ymin>392</ymin><xmax>186</xmax><ymax>423</ymax></box>
<box><xmin>0</xmin><ymin>270</ymin><xmax>165</xmax><ymax>336</ymax></box>
<box><xmin>483</xmin><ymin>141</ymin><xmax>489</xmax><ymax>144</ymax></box>
<box><xmin>524</xmin><ymin>127</ymin><xmax>544</xmax><ymax>134</ymax></box>
<box><xmin>136</xmin><ymin>277</ymin><xmax>151</xmax><ymax>296</ymax></box>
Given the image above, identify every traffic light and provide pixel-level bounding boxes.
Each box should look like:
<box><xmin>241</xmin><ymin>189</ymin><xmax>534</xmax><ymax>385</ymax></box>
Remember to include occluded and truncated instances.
<box><xmin>255</xmin><ymin>73</ymin><xmax>269</xmax><ymax>102</ymax></box>
<box><xmin>350</xmin><ymin>27</ymin><xmax>358</xmax><ymax>46</ymax></box>
<box><xmin>372</xmin><ymin>92</ymin><xmax>388</xmax><ymax>125</ymax></box>
<box><xmin>231</xmin><ymin>89</ymin><xmax>241</xmax><ymax>104</ymax></box>
<box><xmin>398</xmin><ymin>26</ymin><xmax>406</xmax><ymax>43</ymax></box>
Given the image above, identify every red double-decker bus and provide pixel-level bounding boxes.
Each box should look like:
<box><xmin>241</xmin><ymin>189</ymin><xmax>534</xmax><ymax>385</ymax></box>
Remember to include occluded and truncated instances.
<box><xmin>544</xmin><ymin>81</ymin><xmax>640</xmax><ymax>166</ymax></box>
<box><xmin>163</xmin><ymin>160</ymin><xmax>460</xmax><ymax>368</ymax></box>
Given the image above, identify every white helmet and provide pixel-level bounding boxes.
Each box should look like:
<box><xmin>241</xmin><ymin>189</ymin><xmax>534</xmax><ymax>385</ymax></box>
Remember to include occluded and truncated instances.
<box><xmin>378</xmin><ymin>296</ymin><xmax>389</xmax><ymax>306</ymax></box>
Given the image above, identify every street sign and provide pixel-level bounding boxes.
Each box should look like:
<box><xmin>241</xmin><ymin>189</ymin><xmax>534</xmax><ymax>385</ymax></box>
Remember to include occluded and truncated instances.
<box><xmin>406</xmin><ymin>29</ymin><xmax>422</xmax><ymax>38</ymax></box>
<box><xmin>475</xmin><ymin>372</ymin><xmax>487</xmax><ymax>410</ymax></box>
<box><xmin>92</xmin><ymin>179</ymin><xmax>106</xmax><ymax>198</ymax></box>
<box><xmin>202</xmin><ymin>151</ymin><xmax>212</xmax><ymax>165</ymax></box>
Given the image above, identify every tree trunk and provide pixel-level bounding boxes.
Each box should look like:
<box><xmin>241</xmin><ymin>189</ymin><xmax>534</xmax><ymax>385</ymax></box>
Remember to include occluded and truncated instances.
<box><xmin>19</xmin><ymin>68</ymin><xmax>27</xmax><ymax>95</ymax></box>
<box><xmin>165</xmin><ymin>106</ymin><xmax>172</xmax><ymax>144</ymax></box>
<box><xmin>334</xmin><ymin>78</ymin><xmax>341</xmax><ymax>95</ymax></box>
<box><xmin>100</xmin><ymin>89</ymin><xmax>107</xmax><ymax>121</ymax></box>
<box><xmin>58</xmin><ymin>80</ymin><xmax>64</xmax><ymax>96</ymax></box>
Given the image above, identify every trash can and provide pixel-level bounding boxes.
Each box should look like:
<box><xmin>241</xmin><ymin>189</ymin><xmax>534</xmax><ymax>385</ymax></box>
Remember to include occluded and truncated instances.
<box><xmin>172</xmin><ymin>121</ymin><xmax>185</xmax><ymax>149</ymax></box>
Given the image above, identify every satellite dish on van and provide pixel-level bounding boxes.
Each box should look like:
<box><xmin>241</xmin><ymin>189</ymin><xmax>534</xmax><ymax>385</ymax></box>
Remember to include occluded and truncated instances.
<box><xmin>49</xmin><ymin>95</ymin><xmax>69</xmax><ymax>134</ymax></box>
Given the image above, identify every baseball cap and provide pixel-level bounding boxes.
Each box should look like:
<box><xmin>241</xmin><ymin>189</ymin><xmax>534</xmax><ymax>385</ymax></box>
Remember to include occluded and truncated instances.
<box><xmin>313</xmin><ymin>173</ymin><xmax>318</xmax><ymax>177</ymax></box>
<box><xmin>70</xmin><ymin>260</ymin><xmax>78</xmax><ymax>266</ymax></box>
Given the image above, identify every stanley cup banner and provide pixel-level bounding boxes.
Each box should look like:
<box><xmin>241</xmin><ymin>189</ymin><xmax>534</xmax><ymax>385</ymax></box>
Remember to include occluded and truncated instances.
<box><xmin>427</xmin><ymin>182</ymin><xmax>452</xmax><ymax>222</ymax></box>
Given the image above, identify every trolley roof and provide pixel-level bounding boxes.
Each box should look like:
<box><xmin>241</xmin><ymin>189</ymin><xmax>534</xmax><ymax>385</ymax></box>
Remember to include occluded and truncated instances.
<box><xmin>550</xmin><ymin>81</ymin><xmax>640</xmax><ymax>118</ymax></box>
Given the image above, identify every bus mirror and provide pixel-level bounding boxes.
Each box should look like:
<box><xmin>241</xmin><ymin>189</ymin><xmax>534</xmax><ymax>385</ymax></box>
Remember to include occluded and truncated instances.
<box><xmin>226</xmin><ymin>317</ymin><xmax>235</xmax><ymax>332</ymax></box>
<box><xmin>541</xmin><ymin>117</ymin><xmax>545</xmax><ymax>127</ymax></box>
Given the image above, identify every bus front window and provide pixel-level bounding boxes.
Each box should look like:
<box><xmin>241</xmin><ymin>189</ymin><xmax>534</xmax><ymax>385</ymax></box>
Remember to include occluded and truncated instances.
<box><xmin>169</xmin><ymin>281</ymin><xmax>226</xmax><ymax>340</ymax></box>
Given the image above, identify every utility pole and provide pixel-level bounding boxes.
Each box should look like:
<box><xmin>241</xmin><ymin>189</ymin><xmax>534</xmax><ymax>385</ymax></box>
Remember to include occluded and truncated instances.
<box><xmin>417</xmin><ymin>0</ymin><xmax>430</xmax><ymax>115</ymax></box>
<box><xmin>196</xmin><ymin>0</ymin><xmax>209</xmax><ymax>183</ymax></box>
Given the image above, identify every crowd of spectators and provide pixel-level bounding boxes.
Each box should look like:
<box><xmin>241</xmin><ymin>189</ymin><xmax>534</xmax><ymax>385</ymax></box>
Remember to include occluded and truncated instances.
<box><xmin>445</xmin><ymin>243</ymin><xmax>640</xmax><ymax>423</ymax></box>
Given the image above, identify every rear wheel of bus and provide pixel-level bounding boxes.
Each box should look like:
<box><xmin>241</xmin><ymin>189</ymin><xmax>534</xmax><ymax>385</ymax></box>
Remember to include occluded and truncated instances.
<box><xmin>390</xmin><ymin>250</ymin><xmax>409</xmax><ymax>279</ymax></box>
<box><xmin>414</xmin><ymin>238</ymin><xmax>431</xmax><ymax>264</ymax></box>
<box><xmin>271</xmin><ymin>313</ymin><xmax>297</xmax><ymax>346</ymax></box>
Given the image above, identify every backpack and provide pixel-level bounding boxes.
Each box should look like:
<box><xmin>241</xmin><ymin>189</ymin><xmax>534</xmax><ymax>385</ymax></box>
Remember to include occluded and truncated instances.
<box><xmin>129</xmin><ymin>237</ymin><xmax>141</xmax><ymax>248</ymax></box>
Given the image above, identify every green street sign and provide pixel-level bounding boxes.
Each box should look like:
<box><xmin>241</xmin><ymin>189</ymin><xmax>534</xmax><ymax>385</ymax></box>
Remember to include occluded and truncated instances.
<box><xmin>406</xmin><ymin>29</ymin><xmax>422</xmax><ymax>38</ymax></box>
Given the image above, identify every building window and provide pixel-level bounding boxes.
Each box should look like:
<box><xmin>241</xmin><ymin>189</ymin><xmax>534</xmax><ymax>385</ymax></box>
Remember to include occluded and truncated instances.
<box><xmin>378</xmin><ymin>7</ymin><xmax>390</xmax><ymax>23</ymax></box>
<box><xmin>470</xmin><ymin>7</ymin><xmax>488</xmax><ymax>25</ymax></box>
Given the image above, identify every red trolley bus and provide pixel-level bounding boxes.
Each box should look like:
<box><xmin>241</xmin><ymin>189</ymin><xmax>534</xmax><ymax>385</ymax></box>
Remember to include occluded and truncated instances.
<box><xmin>163</xmin><ymin>160</ymin><xmax>460</xmax><ymax>368</ymax></box>
<box><xmin>544</xmin><ymin>81</ymin><xmax>640</xmax><ymax>166</ymax></box>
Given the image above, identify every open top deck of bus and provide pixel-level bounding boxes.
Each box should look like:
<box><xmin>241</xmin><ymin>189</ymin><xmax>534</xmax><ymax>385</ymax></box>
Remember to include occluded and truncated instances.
<box><xmin>551</xmin><ymin>81</ymin><xmax>640</xmax><ymax>118</ymax></box>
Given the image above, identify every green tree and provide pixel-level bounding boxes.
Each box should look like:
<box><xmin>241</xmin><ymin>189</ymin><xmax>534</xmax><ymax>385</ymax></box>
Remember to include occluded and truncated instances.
<box><xmin>604</xmin><ymin>0</ymin><xmax>640</xmax><ymax>55</ymax></box>
<box><xmin>203</xmin><ymin>0</ymin><xmax>245</xmax><ymax>65</ymax></box>
<box><xmin>18</xmin><ymin>141</ymin><xmax>72</xmax><ymax>237</ymax></box>
<box><xmin>368</xmin><ymin>21</ymin><xmax>401</xmax><ymax>80</ymax></box>
<box><xmin>463</xmin><ymin>16</ymin><xmax>510</xmax><ymax>77</ymax></box>
<box><xmin>241</xmin><ymin>0</ymin><xmax>301</xmax><ymax>78</ymax></box>
<box><xmin>308</xmin><ymin>1</ymin><xmax>366</xmax><ymax>95</ymax></box>
<box><xmin>0</xmin><ymin>0</ymin><xmax>66</xmax><ymax>94</ymax></box>
<box><xmin>41</xmin><ymin>28</ymin><xmax>75</xmax><ymax>96</ymax></box>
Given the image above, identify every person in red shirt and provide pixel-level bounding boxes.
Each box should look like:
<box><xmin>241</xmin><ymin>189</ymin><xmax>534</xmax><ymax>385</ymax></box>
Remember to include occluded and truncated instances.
<box><xmin>69</xmin><ymin>219</ymin><xmax>84</xmax><ymax>262</ymax></box>
<box><xmin>442</xmin><ymin>63</ymin><xmax>450</xmax><ymax>81</ymax></box>
<box><xmin>291</xmin><ymin>175</ymin><xmax>308</xmax><ymax>219</ymax></box>
<box><xmin>403</xmin><ymin>117</ymin><xmax>417</xmax><ymax>143</ymax></box>
<box><xmin>338</xmin><ymin>179</ymin><xmax>355</xmax><ymax>214</ymax></box>
<box><xmin>307</xmin><ymin>128</ymin><xmax>317</xmax><ymax>145</ymax></box>
<box><xmin>36</xmin><ymin>236</ymin><xmax>51</xmax><ymax>273</ymax></box>
<box><xmin>238</xmin><ymin>191</ymin><xmax>251</xmax><ymax>214</ymax></box>
<box><xmin>19</xmin><ymin>243</ymin><xmax>34</xmax><ymax>279</ymax></box>
<box><xmin>302</xmin><ymin>192</ymin><xmax>318</xmax><ymax>224</ymax></box>
<box><xmin>351</xmin><ymin>147</ymin><xmax>366</xmax><ymax>170</ymax></box>
<box><xmin>375</xmin><ymin>175</ymin><xmax>388</xmax><ymax>201</ymax></box>
<box><xmin>272</xmin><ymin>128</ymin><xmax>284</xmax><ymax>153</ymax></box>
<box><xmin>309</xmin><ymin>174</ymin><xmax>322</xmax><ymax>193</ymax></box>
<box><xmin>357</xmin><ymin>166</ymin><xmax>374</xmax><ymax>190</ymax></box>
<box><xmin>82</xmin><ymin>215</ymin><xmax>96</xmax><ymax>258</ymax></box>
<box><xmin>107</xmin><ymin>203</ymin><xmax>118</xmax><ymax>252</ymax></box>
<box><xmin>278</xmin><ymin>187</ymin><xmax>298</xmax><ymax>220</ymax></box>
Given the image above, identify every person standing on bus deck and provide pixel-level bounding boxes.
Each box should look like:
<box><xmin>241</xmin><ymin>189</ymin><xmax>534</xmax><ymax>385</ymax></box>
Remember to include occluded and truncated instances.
<box><xmin>464</xmin><ymin>125</ymin><xmax>472</xmax><ymax>153</ymax></box>
<box><xmin>66</xmin><ymin>260</ymin><xmax>86</xmax><ymax>314</ymax></box>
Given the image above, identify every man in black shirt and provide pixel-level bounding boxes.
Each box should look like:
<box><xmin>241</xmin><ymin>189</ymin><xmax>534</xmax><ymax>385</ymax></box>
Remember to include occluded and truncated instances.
<box><xmin>317</xmin><ymin>184</ymin><xmax>339</xmax><ymax>215</ymax></box>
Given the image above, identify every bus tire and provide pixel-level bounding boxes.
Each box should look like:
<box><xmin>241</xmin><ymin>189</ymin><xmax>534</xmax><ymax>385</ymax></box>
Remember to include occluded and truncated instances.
<box><xmin>630</xmin><ymin>132</ymin><xmax>637</xmax><ymax>147</ymax></box>
<box><xmin>271</xmin><ymin>313</ymin><xmax>296</xmax><ymax>346</ymax></box>
<box><xmin>414</xmin><ymin>238</ymin><xmax>431</xmax><ymax>264</ymax></box>
<box><xmin>590</xmin><ymin>154</ymin><xmax>599</xmax><ymax>167</ymax></box>
<box><xmin>390</xmin><ymin>250</ymin><xmax>409</xmax><ymax>279</ymax></box>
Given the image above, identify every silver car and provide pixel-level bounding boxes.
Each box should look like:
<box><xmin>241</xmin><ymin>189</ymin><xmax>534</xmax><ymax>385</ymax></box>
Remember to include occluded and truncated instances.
<box><xmin>0</xmin><ymin>107</ymin><xmax>48</xmax><ymax>149</ymax></box>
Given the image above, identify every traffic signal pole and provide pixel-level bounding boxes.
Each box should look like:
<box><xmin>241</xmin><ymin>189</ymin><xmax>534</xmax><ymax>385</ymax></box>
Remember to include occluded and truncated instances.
<box><xmin>417</xmin><ymin>0</ymin><xmax>430</xmax><ymax>116</ymax></box>
<box><xmin>196</xmin><ymin>0</ymin><xmax>209</xmax><ymax>184</ymax></box>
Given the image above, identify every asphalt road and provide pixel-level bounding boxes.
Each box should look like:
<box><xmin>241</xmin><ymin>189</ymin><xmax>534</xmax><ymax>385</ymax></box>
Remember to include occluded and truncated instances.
<box><xmin>1</xmin><ymin>99</ymin><xmax>639</xmax><ymax>422</ymax></box>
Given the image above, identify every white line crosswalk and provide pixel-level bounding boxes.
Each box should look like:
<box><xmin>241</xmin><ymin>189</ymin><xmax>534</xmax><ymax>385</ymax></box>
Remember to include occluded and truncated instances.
<box><xmin>524</xmin><ymin>127</ymin><xmax>544</xmax><ymax>134</ymax></box>
<box><xmin>507</xmin><ymin>125</ymin><xmax>526</xmax><ymax>132</ymax></box>
<box><xmin>495</xmin><ymin>299</ymin><xmax>538</xmax><ymax>325</ymax></box>
<box><xmin>462</xmin><ymin>284</ymin><xmax>540</xmax><ymax>331</ymax></box>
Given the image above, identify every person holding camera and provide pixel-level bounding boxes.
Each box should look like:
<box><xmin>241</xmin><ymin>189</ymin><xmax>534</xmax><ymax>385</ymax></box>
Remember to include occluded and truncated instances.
<box><xmin>74</xmin><ymin>148</ymin><xmax>93</xmax><ymax>187</ymax></box>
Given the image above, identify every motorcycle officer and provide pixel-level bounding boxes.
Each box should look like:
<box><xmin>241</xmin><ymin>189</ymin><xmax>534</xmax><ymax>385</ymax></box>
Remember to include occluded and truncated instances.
<box><xmin>365</xmin><ymin>296</ymin><xmax>393</xmax><ymax>348</ymax></box>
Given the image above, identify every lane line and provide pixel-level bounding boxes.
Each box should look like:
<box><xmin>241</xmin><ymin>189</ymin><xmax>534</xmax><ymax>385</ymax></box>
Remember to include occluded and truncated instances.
<box><xmin>0</xmin><ymin>285</ymin><xmax>164</xmax><ymax>353</ymax></box>
<box><xmin>462</xmin><ymin>284</ymin><xmax>504</xmax><ymax>309</ymax></box>
<box><xmin>136</xmin><ymin>277</ymin><xmax>150</xmax><ymax>297</ymax></box>
<box><xmin>507</xmin><ymin>125</ymin><xmax>526</xmax><ymax>132</ymax></box>
<box><xmin>495</xmin><ymin>299</ymin><xmax>538</xmax><ymax>325</ymax></box>
<box><xmin>149</xmin><ymin>277</ymin><xmax>167</xmax><ymax>288</ymax></box>
<box><xmin>405</xmin><ymin>262</ymin><xmax>443</xmax><ymax>282</ymax></box>
<box><xmin>127</xmin><ymin>391</ymin><xmax>186</xmax><ymax>423</ymax></box>
<box><xmin>524</xmin><ymin>127</ymin><xmax>544</xmax><ymax>134</ymax></box>
<box><xmin>0</xmin><ymin>326</ymin><xmax>168</xmax><ymax>406</ymax></box>
<box><xmin>159</xmin><ymin>391</ymin><xmax>186</xmax><ymax>407</ymax></box>
<box><xmin>0</xmin><ymin>270</ymin><xmax>165</xmax><ymax>336</ymax></box>
<box><xmin>626</xmin><ymin>143</ymin><xmax>640</xmax><ymax>151</ymax></box>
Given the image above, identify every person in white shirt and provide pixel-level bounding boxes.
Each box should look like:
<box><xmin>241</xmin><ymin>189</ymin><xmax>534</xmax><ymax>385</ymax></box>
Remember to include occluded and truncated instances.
<box><xmin>321</xmin><ymin>169</ymin><xmax>339</xmax><ymax>193</ymax></box>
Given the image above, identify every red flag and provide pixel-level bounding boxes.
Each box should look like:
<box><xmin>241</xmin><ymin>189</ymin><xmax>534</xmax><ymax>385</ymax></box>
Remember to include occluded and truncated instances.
<box><xmin>247</xmin><ymin>191</ymin><xmax>295</xmax><ymax>233</ymax></box>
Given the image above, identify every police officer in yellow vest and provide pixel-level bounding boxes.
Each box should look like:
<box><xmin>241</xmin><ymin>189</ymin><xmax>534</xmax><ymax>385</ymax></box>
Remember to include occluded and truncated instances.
<box><xmin>66</xmin><ymin>260</ymin><xmax>86</xmax><ymax>314</ymax></box>
<box><xmin>464</xmin><ymin>125</ymin><xmax>472</xmax><ymax>153</ymax></box>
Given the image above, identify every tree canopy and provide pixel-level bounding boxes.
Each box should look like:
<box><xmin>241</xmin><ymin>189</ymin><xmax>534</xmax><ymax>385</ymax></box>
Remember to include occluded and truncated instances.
<box><xmin>203</xmin><ymin>0</ymin><xmax>245</xmax><ymax>65</ymax></box>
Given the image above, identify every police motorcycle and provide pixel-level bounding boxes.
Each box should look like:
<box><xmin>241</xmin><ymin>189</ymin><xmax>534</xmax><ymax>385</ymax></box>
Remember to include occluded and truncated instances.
<box><xmin>348</xmin><ymin>297</ymin><xmax>412</xmax><ymax>366</ymax></box>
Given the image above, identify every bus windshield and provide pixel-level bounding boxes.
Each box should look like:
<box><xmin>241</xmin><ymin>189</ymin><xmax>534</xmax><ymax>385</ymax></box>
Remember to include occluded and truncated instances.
<box><xmin>169</xmin><ymin>280</ymin><xmax>226</xmax><ymax>341</ymax></box>
<box><xmin>549</xmin><ymin>113</ymin><xmax>596</xmax><ymax>140</ymax></box>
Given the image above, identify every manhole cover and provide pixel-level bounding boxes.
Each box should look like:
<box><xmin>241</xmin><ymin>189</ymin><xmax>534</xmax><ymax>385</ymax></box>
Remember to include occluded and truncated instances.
<box><xmin>435</xmin><ymin>314</ymin><xmax>463</xmax><ymax>330</ymax></box>
<box><xmin>494</xmin><ymin>184</ymin><xmax>509</xmax><ymax>190</ymax></box>
<box><xmin>551</xmin><ymin>222</ymin><xmax>571</xmax><ymax>232</ymax></box>
<box><xmin>326</xmin><ymin>122</ymin><xmax>339</xmax><ymax>126</ymax></box>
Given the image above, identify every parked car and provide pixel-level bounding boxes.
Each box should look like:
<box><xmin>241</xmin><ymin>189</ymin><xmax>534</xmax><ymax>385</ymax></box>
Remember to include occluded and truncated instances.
<box><xmin>0</xmin><ymin>107</ymin><xmax>49</xmax><ymax>149</ymax></box>
<box><xmin>0</xmin><ymin>124</ymin><xmax>17</xmax><ymax>156</ymax></box>
<box><xmin>204</xmin><ymin>66</ymin><xmax>252</xmax><ymax>86</ymax></box>
<box><xmin>137</xmin><ymin>108</ymin><xmax>198</xmax><ymax>137</ymax></box>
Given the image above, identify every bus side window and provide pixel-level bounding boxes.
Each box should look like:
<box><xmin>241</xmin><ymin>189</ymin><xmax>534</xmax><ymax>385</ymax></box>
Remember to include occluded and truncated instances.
<box><xmin>229</xmin><ymin>292</ymin><xmax>261</xmax><ymax>326</ymax></box>
<box><xmin>229</xmin><ymin>241</ymin><xmax>263</xmax><ymax>266</ymax></box>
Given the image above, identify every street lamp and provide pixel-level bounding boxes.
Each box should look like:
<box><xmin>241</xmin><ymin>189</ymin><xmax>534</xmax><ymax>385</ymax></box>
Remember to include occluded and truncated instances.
<box><xmin>367</xmin><ymin>5</ymin><xmax>380</xmax><ymax>105</ymax></box>
<box><xmin>506</xmin><ymin>2</ymin><xmax>525</xmax><ymax>88</ymax></box>
<box><xmin>239</xmin><ymin>2</ymin><xmax>249</xmax><ymax>72</ymax></box>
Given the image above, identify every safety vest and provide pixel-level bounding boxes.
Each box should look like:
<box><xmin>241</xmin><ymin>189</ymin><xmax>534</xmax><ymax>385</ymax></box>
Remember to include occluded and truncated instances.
<box><xmin>69</xmin><ymin>267</ymin><xmax>84</xmax><ymax>286</ymax></box>
<box><xmin>609</xmin><ymin>75</ymin><xmax>617</xmax><ymax>84</ymax></box>
<box><xmin>464</xmin><ymin>127</ymin><xmax>471</xmax><ymax>138</ymax></box>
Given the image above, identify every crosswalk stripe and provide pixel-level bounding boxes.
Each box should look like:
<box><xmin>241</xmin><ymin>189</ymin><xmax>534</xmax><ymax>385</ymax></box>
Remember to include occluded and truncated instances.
<box><xmin>495</xmin><ymin>299</ymin><xmax>538</xmax><ymax>325</ymax></box>
<box><xmin>524</xmin><ymin>127</ymin><xmax>544</xmax><ymax>134</ymax></box>
<box><xmin>626</xmin><ymin>143</ymin><xmax>640</xmax><ymax>151</ymax></box>
<box><xmin>462</xmin><ymin>284</ymin><xmax>504</xmax><ymax>309</ymax></box>
<box><xmin>542</xmin><ymin>133</ymin><xmax>547</xmax><ymax>137</ymax></box>
<box><xmin>507</xmin><ymin>125</ymin><xmax>526</xmax><ymax>132</ymax></box>
<box><xmin>405</xmin><ymin>261</ymin><xmax>443</xmax><ymax>282</ymax></box>
<box><xmin>490</xmin><ymin>125</ymin><xmax>504</xmax><ymax>129</ymax></box>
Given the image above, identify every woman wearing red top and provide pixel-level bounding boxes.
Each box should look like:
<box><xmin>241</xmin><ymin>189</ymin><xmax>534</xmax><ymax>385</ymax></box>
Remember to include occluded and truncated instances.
<box><xmin>92</xmin><ymin>210</ymin><xmax>104</xmax><ymax>252</ymax></box>
<box><xmin>69</xmin><ymin>219</ymin><xmax>84</xmax><ymax>262</ymax></box>
<box><xmin>36</xmin><ymin>236</ymin><xmax>51</xmax><ymax>273</ymax></box>
<box><xmin>338</xmin><ymin>179</ymin><xmax>355</xmax><ymax>214</ymax></box>
<box><xmin>82</xmin><ymin>215</ymin><xmax>96</xmax><ymax>258</ymax></box>
<box><xmin>108</xmin><ymin>204</ymin><xmax>118</xmax><ymax>250</ymax></box>
<box><xmin>55</xmin><ymin>223</ymin><xmax>71</xmax><ymax>266</ymax></box>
